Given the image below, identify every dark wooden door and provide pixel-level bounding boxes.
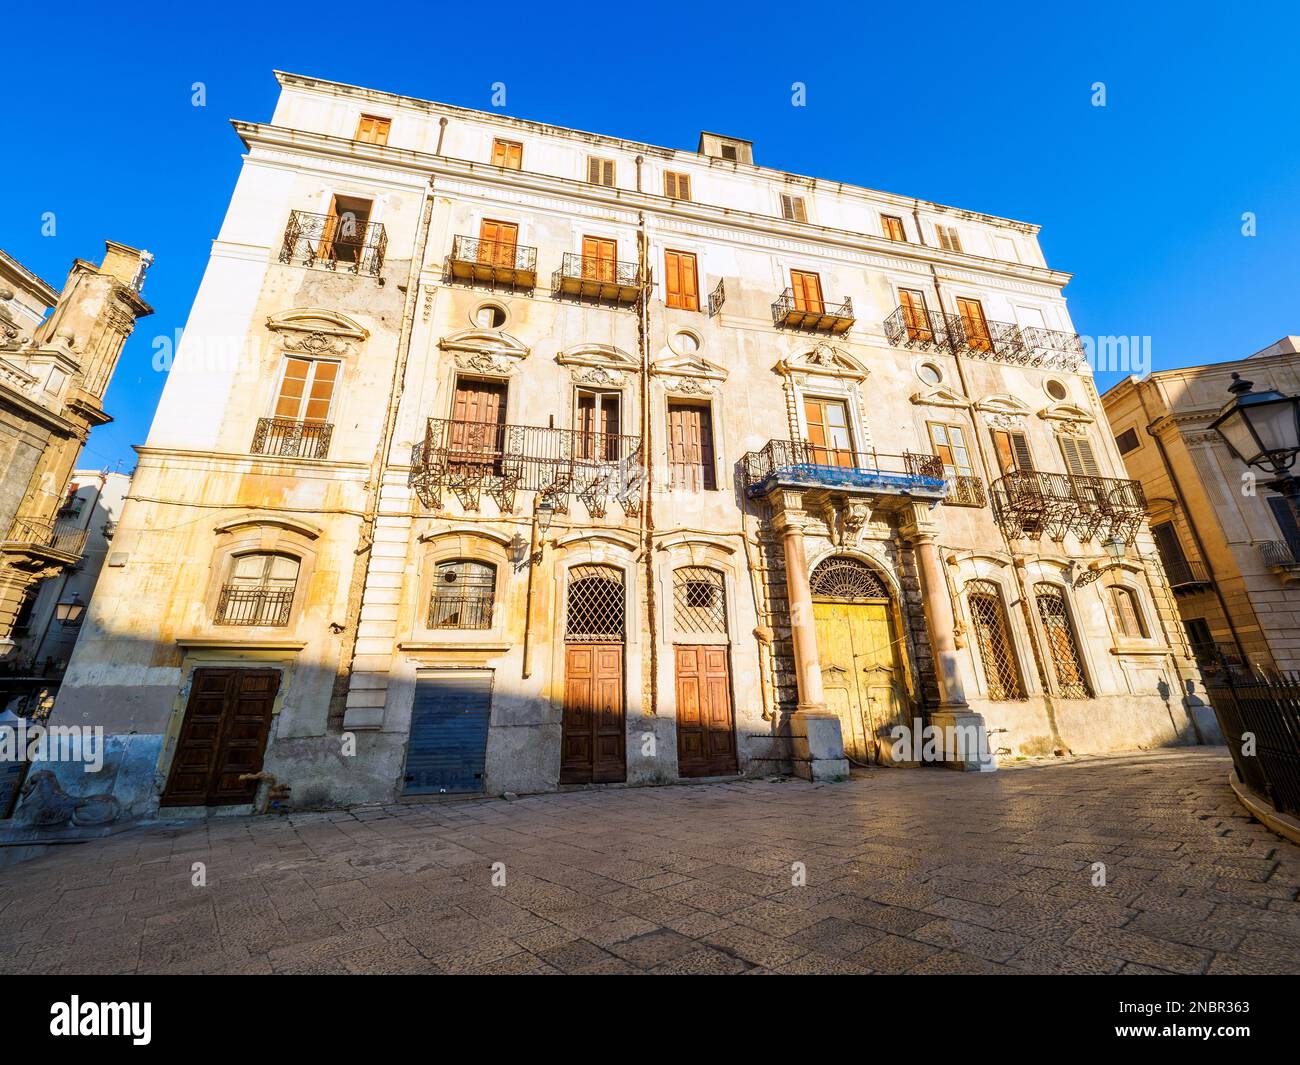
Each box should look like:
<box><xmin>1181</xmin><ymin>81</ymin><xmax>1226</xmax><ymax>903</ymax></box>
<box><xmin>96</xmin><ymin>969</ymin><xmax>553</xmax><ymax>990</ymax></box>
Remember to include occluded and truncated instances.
<box><xmin>161</xmin><ymin>668</ymin><xmax>279</xmax><ymax>806</ymax></box>
<box><xmin>674</xmin><ymin>645</ymin><xmax>738</xmax><ymax>777</ymax></box>
<box><xmin>402</xmin><ymin>673</ymin><xmax>493</xmax><ymax>795</ymax></box>
<box><xmin>561</xmin><ymin>644</ymin><xmax>625</xmax><ymax>784</ymax></box>
<box><xmin>450</xmin><ymin>378</ymin><xmax>507</xmax><ymax>473</ymax></box>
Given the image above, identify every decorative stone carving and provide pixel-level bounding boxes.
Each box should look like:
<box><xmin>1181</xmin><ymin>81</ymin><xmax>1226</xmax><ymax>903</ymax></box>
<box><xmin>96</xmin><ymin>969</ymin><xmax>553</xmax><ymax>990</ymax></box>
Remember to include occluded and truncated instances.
<box><xmin>555</xmin><ymin>342</ymin><xmax>640</xmax><ymax>384</ymax></box>
<box><xmin>266</xmin><ymin>308</ymin><xmax>369</xmax><ymax>358</ymax></box>
<box><xmin>1039</xmin><ymin>401</ymin><xmax>1095</xmax><ymax>437</ymax></box>
<box><xmin>650</xmin><ymin>352</ymin><xmax>727</xmax><ymax>396</ymax></box>
<box><xmin>439</xmin><ymin>327</ymin><xmax>530</xmax><ymax>377</ymax></box>
<box><xmin>776</xmin><ymin>342</ymin><xmax>868</xmax><ymax>382</ymax></box>
<box><xmin>974</xmin><ymin>394</ymin><xmax>1032</xmax><ymax>429</ymax></box>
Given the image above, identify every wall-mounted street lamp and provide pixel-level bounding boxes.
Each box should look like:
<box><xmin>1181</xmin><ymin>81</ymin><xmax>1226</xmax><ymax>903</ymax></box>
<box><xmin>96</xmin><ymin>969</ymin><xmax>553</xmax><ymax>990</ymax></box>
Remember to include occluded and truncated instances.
<box><xmin>1210</xmin><ymin>372</ymin><xmax>1300</xmax><ymax>518</ymax></box>
<box><xmin>54</xmin><ymin>595</ymin><xmax>85</xmax><ymax>626</ymax></box>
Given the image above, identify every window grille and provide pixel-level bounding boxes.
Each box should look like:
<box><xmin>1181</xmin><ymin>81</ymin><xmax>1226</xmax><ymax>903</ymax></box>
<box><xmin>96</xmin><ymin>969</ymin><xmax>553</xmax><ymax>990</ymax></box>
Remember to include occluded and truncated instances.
<box><xmin>809</xmin><ymin>557</ymin><xmax>889</xmax><ymax>600</ymax></box>
<box><xmin>1034</xmin><ymin>583</ymin><xmax>1091</xmax><ymax>698</ymax></box>
<box><xmin>566</xmin><ymin>564</ymin><xmax>625</xmax><ymax>642</ymax></box>
<box><xmin>429</xmin><ymin>560</ymin><xmax>495</xmax><ymax>630</ymax></box>
<box><xmin>217</xmin><ymin>552</ymin><xmax>299</xmax><ymax>626</ymax></box>
<box><xmin>966</xmin><ymin>580</ymin><xmax>1025</xmax><ymax>700</ymax></box>
<box><xmin>673</xmin><ymin>567</ymin><xmax>727</xmax><ymax>636</ymax></box>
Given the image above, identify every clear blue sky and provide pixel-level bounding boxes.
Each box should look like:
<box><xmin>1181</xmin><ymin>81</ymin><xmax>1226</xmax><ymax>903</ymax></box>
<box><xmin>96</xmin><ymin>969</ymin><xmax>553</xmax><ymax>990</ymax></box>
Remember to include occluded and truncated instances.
<box><xmin>4</xmin><ymin>0</ymin><xmax>1298</xmax><ymax>472</ymax></box>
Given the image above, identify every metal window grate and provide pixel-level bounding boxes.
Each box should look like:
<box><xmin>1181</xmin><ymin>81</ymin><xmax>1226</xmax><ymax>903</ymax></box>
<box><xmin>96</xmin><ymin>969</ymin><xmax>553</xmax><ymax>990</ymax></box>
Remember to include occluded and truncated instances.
<box><xmin>809</xmin><ymin>557</ymin><xmax>889</xmax><ymax>600</ymax></box>
<box><xmin>1035</xmin><ymin>583</ymin><xmax>1092</xmax><ymax>698</ymax></box>
<box><xmin>967</xmin><ymin>580</ymin><xmax>1025</xmax><ymax>700</ymax></box>
<box><xmin>673</xmin><ymin>567</ymin><xmax>727</xmax><ymax>636</ymax></box>
<box><xmin>429</xmin><ymin>560</ymin><xmax>496</xmax><ymax>630</ymax></box>
<box><xmin>566</xmin><ymin>564</ymin><xmax>625</xmax><ymax>642</ymax></box>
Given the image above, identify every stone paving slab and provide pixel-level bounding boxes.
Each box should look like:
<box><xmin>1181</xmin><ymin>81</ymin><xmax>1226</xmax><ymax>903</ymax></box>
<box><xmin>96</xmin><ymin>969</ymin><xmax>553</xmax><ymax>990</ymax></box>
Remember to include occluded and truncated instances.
<box><xmin>1</xmin><ymin>748</ymin><xmax>1298</xmax><ymax>975</ymax></box>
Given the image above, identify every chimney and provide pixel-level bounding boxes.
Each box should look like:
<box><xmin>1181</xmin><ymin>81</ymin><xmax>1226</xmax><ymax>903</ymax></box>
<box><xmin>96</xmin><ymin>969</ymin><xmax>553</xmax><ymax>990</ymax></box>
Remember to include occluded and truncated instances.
<box><xmin>697</xmin><ymin>132</ymin><xmax>753</xmax><ymax>165</ymax></box>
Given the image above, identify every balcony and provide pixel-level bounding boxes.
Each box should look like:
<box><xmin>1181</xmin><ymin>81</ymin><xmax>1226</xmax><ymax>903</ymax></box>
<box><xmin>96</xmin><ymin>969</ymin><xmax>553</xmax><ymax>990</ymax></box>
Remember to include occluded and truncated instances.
<box><xmin>215</xmin><ymin>585</ymin><xmax>294</xmax><ymax>627</ymax></box>
<box><xmin>409</xmin><ymin>417</ymin><xmax>644</xmax><ymax>517</ymax></box>
<box><xmin>884</xmin><ymin>306</ymin><xmax>1087</xmax><ymax>372</ymax></box>
<box><xmin>992</xmin><ymin>470</ymin><xmax>1146</xmax><ymax>542</ymax></box>
<box><xmin>943</xmin><ymin>474</ymin><xmax>988</xmax><ymax>508</ymax></box>
<box><xmin>1259</xmin><ymin>540</ymin><xmax>1300</xmax><ymax>583</ymax></box>
<box><xmin>279</xmin><ymin>210</ymin><xmax>387</xmax><ymax>277</ymax></box>
<box><xmin>2</xmin><ymin>517</ymin><xmax>88</xmax><ymax>563</ymax></box>
<box><xmin>251</xmin><ymin>418</ymin><xmax>333</xmax><ymax>459</ymax></box>
<box><xmin>1162</xmin><ymin>557</ymin><xmax>1213</xmax><ymax>593</ymax></box>
<box><xmin>446</xmin><ymin>235</ymin><xmax>537</xmax><ymax>291</ymax></box>
<box><xmin>741</xmin><ymin>439</ymin><xmax>947</xmax><ymax>503</ymax></box>
<box><xmin>551</xmin><ymin>253</ymin><xmax>644</xmax><ymax>305</ymax></box>
<box><xmin>772</xmin><ymin>290</ymin><xmax>854</xmax><ymax>334</ymax></box>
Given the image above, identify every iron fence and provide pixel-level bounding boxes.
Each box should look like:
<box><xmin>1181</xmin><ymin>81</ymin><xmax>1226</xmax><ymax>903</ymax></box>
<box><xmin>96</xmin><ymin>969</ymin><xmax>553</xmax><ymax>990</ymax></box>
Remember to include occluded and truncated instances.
<box><xmin>251</xmin><ymin>418</ymin><xmax>333</xmax><ymax>459</ymax></box>
<box><xmin>214</xmin><ymin>585</ymin><xmax>294</xmax><ymax>627</ymax></box>
<box><xmin>552</xmin><ymin>252</ymin><xmax>643</xmax><ymax>292</ymax></box>
<box><xmin>944</xmin><ymin>474</ymin><xmax>988</xmax><ymax>508</ymax></box>
<box><xmin>279</xmin><ymin>210</ymin><xmax>387</xmax><ymax>277</ymax></box>
<box><xmin>1259</xmin><ymin>539</ymin><xmax>1299</xmax><ymax>567</ymax></box>
<box><xmin>708</xmin><ymin>278</ymin><xmax>725</xmax><ymax>317</ymax></box>
<box><xmin>428</xmin><ymin>594</ymin><xmax>494</xmax><ymax>630</ymax></box>
<box><xmin>1163</xmin><ymin>557</ymin><xmax>1211</xmax><ymax>589</ymax></box>
<box><xmin>1204</xmin><ymin>670</ymin><xmax>1300</xmax><ymax>815</ymax></box>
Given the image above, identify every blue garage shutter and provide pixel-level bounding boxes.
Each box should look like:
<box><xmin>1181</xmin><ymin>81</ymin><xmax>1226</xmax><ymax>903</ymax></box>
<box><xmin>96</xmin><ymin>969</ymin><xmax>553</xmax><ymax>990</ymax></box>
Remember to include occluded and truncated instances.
<box><xmin>402</xmin><ymin>673</ymin><xmax>493</xmax><ymax>795</ymax></box>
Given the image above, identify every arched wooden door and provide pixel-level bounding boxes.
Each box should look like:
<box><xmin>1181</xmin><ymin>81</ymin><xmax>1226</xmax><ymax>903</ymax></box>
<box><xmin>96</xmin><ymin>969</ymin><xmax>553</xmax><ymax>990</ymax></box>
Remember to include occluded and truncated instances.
<box><xmin>809</xmin><ymin>557</ymin><xmax>911</xmax><ymax>766</ymax></box>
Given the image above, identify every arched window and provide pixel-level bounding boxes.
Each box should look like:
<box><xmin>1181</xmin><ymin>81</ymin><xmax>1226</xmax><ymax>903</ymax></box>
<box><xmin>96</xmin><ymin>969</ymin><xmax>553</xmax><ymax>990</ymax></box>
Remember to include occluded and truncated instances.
<box><xmin>1108</xmin><ymin>586</ymin><xmax>1147</xmax><ymax>639</ymax></box>
<box><xmin>566</xmin><ymin>565</ymin><xmax>625</xmax><ymax>642</ymax></box>
<box><xmin>966</xmin><ymin>579</ymin><xmax>1025</xmax><ymax>700</ymax></box>
<box><xmin>217</xmin><ymin>552</ymin><xmax>300</xmax><ymax>626</ymax></box>
<box><xmin>673</xmin><ymin>567</ymin><xmax>727</xmax><ymax>636</ymax></box>
<box><xmin>1034</xmin><ymin>583</ymin><xmax>1091</xmax><ymax>698</ymax></box>
<box><xmin>429</xmin><ymin>560</ymin><xmax>496</xmax><ymax>629</ymax></box>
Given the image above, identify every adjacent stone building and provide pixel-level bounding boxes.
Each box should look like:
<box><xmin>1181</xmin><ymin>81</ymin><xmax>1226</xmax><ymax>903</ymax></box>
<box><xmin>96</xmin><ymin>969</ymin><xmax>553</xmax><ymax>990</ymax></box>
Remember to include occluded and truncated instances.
<box><xmin>1102</xmin><ymin>337</ymin><xmax>1300</xmax><ymax>675</ymax></box>
<box><xmin>47</xmin><ymin>72</ymin><xmax>1214</xmax><ymax>820</ymax></box>
<box><xmin>0</xmin><ymin>244</ymin><xmax>152</xmax><ymax>658</ymax></box>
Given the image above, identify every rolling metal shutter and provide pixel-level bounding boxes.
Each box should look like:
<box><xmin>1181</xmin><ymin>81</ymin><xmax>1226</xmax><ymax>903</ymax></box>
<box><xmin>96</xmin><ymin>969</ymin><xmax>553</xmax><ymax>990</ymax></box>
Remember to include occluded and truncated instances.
<box><xmin>402</xmin><ymin>673</ymin><xmax>493</xmax><ymax>795</ymax></box>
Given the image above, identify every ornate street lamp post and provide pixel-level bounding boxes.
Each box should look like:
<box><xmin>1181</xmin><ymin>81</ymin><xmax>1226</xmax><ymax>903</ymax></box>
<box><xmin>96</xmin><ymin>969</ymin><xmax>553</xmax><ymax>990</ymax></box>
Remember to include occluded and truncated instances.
<box><xmin>1209</xmin><ymin>372</ymin><xmax>1300</xmax><ymax>521</ymax></box>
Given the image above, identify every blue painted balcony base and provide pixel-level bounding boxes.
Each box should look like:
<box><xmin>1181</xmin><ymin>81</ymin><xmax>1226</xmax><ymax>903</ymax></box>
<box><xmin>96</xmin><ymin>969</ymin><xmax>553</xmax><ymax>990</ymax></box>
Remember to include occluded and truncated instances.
<box><xmin>746</xmin><ymin>462</ymin><xmax>948</xmax><ymax>502</ymax></box>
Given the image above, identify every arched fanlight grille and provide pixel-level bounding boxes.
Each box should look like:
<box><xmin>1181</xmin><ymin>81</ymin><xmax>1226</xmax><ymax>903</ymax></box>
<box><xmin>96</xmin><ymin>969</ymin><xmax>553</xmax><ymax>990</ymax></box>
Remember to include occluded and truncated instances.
<box><xmin>809</xmin><ymin>557</ymin><xmax>889</xmax><ymax>601</ymax></box>
<box><xmin>966</xmin><ymin>579</ymin><xmax>1025</xmax><ymax>700</ymax></box>
<box><xmin>673</xmin><ymin>567</ymin><xmax>727</xmax><ymax>636</ymax></box>
<box><xmin>566</xmin><ymin>564</ymin><xmax>625</xmax><ymax>642</ymax></box>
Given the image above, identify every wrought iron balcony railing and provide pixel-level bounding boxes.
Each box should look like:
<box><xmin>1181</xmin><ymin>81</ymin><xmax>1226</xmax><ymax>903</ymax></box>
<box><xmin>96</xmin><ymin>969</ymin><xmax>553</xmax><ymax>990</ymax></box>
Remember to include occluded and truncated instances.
<box><xmin>409</xmin><ymin>417</ymin><xmax>644</xmax><ymax>517</ymax></box>
<box><xmin>1162</xmin><ymin>557</ymin><xmax>1211</xmax><ymax>591</ymax></box>
<box><xmin>741</xmin><ymin>439</ymin><xmax>946</xmax><ymax>502</ymax></box>
<box><xmin>884</xmin><ymin>306</ymin><xmax>1087</xmax><ymax>372</ymax></box>
<box><xmin>251</xmin><ymin>418</ymin><xmax>333</xmax><ymax>459</ymax></box>
<box><xmin>551</xmin><ymin>253</ymin><xmax>644</xmax><ymax>304</ymax></box>
<box><xmin>992</xmin><ymin>470</ymin><xmax>1146</xmax><ymax>543</ymax></box>
<box><xmin>3</xmin><ymin>517</ymin><xmax>88</xmax><ymax>559</ymax></box>
<box><xmin>428</xmin><ymin>594</ymin><xmax>494</xmax><ymax>630</ymax></box>
<box><xmin>943</xmin><ymin>474</ymin><xmax>988</xmax><ymax>508</ymax></box>
<box><xmin>446</xmin><ymin>235</ymin><xmax>538</xmax><ymax>290</ymax></box>
<box><xmin>279</xmin><ymin>210</ymin><xmax>387</xmax><ymax>277</ymax></box>
<box><xmin>1259</xmin><ymin>539</ymin><xmax>1300</xmax><ymax>572</ymax></box>
<box><xmin>772</xmin><ymin>289</ymin><xmax>854</xmax><ymax>333</ymax></box>
<box><xmin>215</xmin><ymin>585</ymin><xmax>295</xmax><ymax>627</ymax></box>
<box><xmin>708</xmin><ymin>278</ymin><xmax>725</xmax><ymax>317</ymax></box>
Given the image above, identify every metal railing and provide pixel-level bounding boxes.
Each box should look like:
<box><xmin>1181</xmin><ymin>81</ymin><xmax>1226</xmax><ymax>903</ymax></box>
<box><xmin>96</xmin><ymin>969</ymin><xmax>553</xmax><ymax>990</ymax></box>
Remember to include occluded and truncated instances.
<box><xmin>708</xmin><ymin>278</ymin><xmax>726</xmax><ymax>317</ymax></box>
<box><xmin>741</xmin><ymin>439</ymin><xmax>945</xmax><ymax>498</ymax></box>
<box><xmin>214</xmin><ymin>585</ymin><xmax>295</xmax><ymax>627</ymax></box>
<box><xmin>772</xmin><ymin>289</ymin><xmax>854</xmax><ymax>331</ymax></box>
<box><xmin>279</xmin><ymin>210</ymin><xmax>387</xmax><ymax>276</ymax></box>
<box><xmin>410</xmin><ymin>417</ymin><xmax>644</xmax><ymax>516</ymax></box>
<box><xmin>3</xmin><ymin>518</ymin><xmax>88</xmax><ymax>558</ymax></box>
<box><xmin>1204</xmin><ymin>669</ymin><xmax>1300</xmax><ymax>815</ymax></box>
<box><xmin>992</xmin><ymin>469</ymin><xmax>1146</xmax><ymax>542</ymax></box>
<box><xmin>1162</xmin><ymin>556</ymin><xmax>1211</xmax><ymax>589</ymax></box>
<box><xmin>944</xmin><ymin>474</ymin><xmax>988</xmax><ymax>508</ymax></box>
<box><xmin>449</xmin><ymin>235</ymin><xmax>537</xmax><ymax>275</ymax></box>
<box><xmin>551</xmin><ymin>253</ymin><xmax>643</xmax><ymax>294</ymax></box>
<box><xmin>884</xmin><ymin>306</ymin><xmax>1088</xmax><ymax>372</ymax></box>
<box><xmin>251</xmin><ymin>418</ymin><xmax>333</xmax><ymax>459</ymax></box>
<box><xmin>1259</xmin><ymin>540</ymin><xmax>1300</xmax><ymax>568</ymax></box>
<box><xmin>428</xmin><ymin>594</ymin><xmax>494</xmax><ymax>630</ymax></box>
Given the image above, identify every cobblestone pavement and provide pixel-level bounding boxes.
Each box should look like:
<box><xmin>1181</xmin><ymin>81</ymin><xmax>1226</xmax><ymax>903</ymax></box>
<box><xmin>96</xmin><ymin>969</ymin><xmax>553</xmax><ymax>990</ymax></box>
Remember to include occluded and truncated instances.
<box><xmin>2</xmin><ymin>748</ymin><xmax>1298</xmax><ymax>975</ymax></box>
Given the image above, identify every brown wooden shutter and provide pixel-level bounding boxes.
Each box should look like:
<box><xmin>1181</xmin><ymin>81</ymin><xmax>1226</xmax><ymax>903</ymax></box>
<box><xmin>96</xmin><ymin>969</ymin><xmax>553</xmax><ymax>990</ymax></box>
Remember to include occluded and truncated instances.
<box><xmin>588</xmin><ymin>157</ymin><xmax>614</xmax><ymax>186</ymax></box>
<box><xmin>883</xmin><ymin>215</ymin><xmax>905</xmax><ymax>241</ymax></box>
<box><xmin>899</xmin><ymin>288</ymin><xmax>931</xmax><ymax>339</ymax></box>
<box><xmin>993</xmin><ymin>429</ymin><xmax>1034</xmax><ymax>474</ymax></box>
<box><xmin>478</xmin><ymin>219</ymin><xmax>518</xmax><ymax>265</ymax></box>
<box><xmin>356</xmin><ymin>116</ymin><xmax>390</xmax><ymax>144</ymax></box>
<box><xmin>781</xmin><ymin>195</ymin><xmax>807</xmax><ymax>222</ymax></box>
<box><xmin>582</xmin><ymin>236</ymin><xmax>616</xmax><ymax>281</ymax></box>
<box><xmin>1059</xmin><ymin>436</ymin><xmax>1100</xmax><ymax>477</ymax></box>
<box><xmin>667</xmin><ymin>402</ymin><xmax>716</xmax><ymax>490</ymax></box>
<box><xmin>492</xmin><ymin>140</ymin><xmax>522</xmax><ymax>169</ymax></box>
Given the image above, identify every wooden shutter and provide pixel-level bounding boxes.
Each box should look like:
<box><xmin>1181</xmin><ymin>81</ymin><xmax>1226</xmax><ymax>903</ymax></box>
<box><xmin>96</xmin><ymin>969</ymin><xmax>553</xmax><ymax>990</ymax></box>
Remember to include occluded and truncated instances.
<box><xmin>899</xmin><ymin>288</ymin><xmax>931</xmax><ymax>340</ymax></box>
<box><xmin>667</xmin><ymin>402</ymin><xmax>716</xmax><ymax>490</ymax></box>
<box><xmin>478</xmin><ymin>219</ymin><xmax>518</xmax><ymax>266</ymax></box>
<box><xmin>882</xmin><ymin>215</ymin><xmax>906</xmax><ymax>241</ymax></box>
<box><xmin>790</xmin><ymin>270</ymin><xmax>823</xmax><ymax>312</ymax></box>
<box><xmin>1059</xmin><ymin>435</ymin><xmax>1101</xmax><ymax>478</ymax></box>
<box><xmin>804</xmin><ymin>398</ymin><xmax>852</xmax><ymax>468</ymax></box>
<box><xmin>664</xmin><ymin>251</ymin><xmax>699</xmax><ymax>310</ymax></box>
<box><xmin>928</xmin><ymin>423</ymin><xmax>973</xmax><ymax>477</ymax></box>
<box><xmin>956</xmin><ymin>297</ymin><xmax>991</xmax><ymax>350</ymax></box>
<box><xmin>781</xmin><ymin>195</ymin><xmax>807</xmax><ymax>222</ymax></box>
<box><xmin>938</xmin><ymin>225</ymin><xmax>962</xmax><ymax>252</ymax></box>
<box><xmin>665</xmin><ymin>171</ymin><xmax>691</xmax><ymax>200</ymax></box>
<box><xmin>582</xmin><ymin>236</ymin><xmax>616</xmax><ymax>281</ymax></box>
<box><xmin>274</xmin><ymin>358</ymin><xmax>337</xmax><ymax>422</ymax></box>
<box><xmin>356</xmin><ymin>115</ymin><xmax>390</xmax><ymax>145</ymax></box>
<box><xmin>992</xmin><ymin>429</ymin><xmax>1033</xmax><ymax>475</ymax></box>
<box><xmin>588</xmin><ymin>157</ymin><xmax>615</xmax><ymax>186</ymax></box>
<box><xmin>492</xmin><ymin>139</ymin><xmax>522</xmax><ymax>169</ymax></box>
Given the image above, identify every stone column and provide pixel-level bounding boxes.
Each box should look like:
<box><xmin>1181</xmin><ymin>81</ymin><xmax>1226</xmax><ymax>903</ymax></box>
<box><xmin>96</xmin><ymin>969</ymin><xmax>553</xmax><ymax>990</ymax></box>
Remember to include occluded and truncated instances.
<box><xmin>771</xmin><ymin>492</ymin><xmax>847</xmax><ymax>782</ymax></box>
<box><xmin>903</xmin><ymin>503</ymin><xmax>995</xmax><ymax>772</ymax></box>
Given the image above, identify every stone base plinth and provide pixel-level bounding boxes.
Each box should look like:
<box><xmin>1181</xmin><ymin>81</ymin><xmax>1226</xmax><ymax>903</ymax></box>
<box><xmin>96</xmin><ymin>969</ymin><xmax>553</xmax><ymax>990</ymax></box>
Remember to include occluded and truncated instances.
<box><xmin>790</xmin><ymin>705</ymin><xmax>849</xmax><ymax>782</ymax></box>
<box><xmin>928</xmin><ymin>709</ymin><xmax>998</xmax><ymax>772</ymax></box>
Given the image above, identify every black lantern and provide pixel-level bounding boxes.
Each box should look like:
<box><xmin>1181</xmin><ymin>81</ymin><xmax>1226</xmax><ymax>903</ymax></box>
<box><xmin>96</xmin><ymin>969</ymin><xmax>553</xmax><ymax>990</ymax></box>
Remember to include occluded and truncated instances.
<box><xmin>54</xmin><ymin>595</ymin><xmax>86</xmax><ymax>625</ymax></box>
<box><xmin>1209</xmin><ymin>373</ymin><xmax>1300</xmax><ymax>476</ymax></box>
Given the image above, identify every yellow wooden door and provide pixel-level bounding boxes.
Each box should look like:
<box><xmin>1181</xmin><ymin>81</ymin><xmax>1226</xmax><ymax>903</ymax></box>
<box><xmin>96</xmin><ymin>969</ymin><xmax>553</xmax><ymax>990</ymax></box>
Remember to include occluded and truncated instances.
<box><xmin>813</xmin><ymin>600</ymin><xmax>910</xmax><ymax>765</ymax></box>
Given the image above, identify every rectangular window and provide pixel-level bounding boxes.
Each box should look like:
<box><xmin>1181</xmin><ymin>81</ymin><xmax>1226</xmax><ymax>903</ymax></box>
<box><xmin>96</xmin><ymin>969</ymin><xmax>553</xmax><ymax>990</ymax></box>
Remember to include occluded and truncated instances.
<box><xmin>899</xmin><ymin>288</ymin><xmax>933</xmax><ymax>341</ymax></box>
<box><xmin>1114</xmin><ymin>427</ymin><xmax>1141</xmax><ymax>455</ymax></box>
<box><xmin>355</xmin><ymin>115</ymin><xmax>391</xmax><ymax>145</ymax></box>
<box><xmin>274</xmin><ymin>357</ymin><xmax>338</xmax><ymax>423</ymax></box>
<box><xmin>790</xmin><ymin>269</ymin><xmax>824</xmax><ymax>313</ymax></box>
<box><xmin>581</xmin><ymin>236</ymin><xmax>617</xmax><ymax>282</ymax></box>
<box><xmin>780</xmin><ymin>194</ymin><xmax>807</xmax><ymax>222</ymax></box>
<box><xmin>576</xmin><ymin>388</ymin><xmax>621</xmax><ymax>461</ymax></box>
<box><xmin>322</xmin><ymin>195</ymin><xmax>373</xmax><ymax>265</ymax></box>
<box><xmin>587</xmin><ymin>157</ymin><xmax>616</xmax><ymax>187</ymax></box>
<box><xmin>664</xmin><ymin>171</ymin><xmax>691</xmax><ymax>200</ymax></box>
<box><xmin>955</xmin><ymin>297</ymin><xmax>991</xmax><ymax>352</ymax></box>
<box><xmin>803</xmin><ymin>397</ymin><xmax>853</xmax><ymax>468</ymax></box>
<box><xmin>664</xmin><ymin>250</ymin><xmax>700</xmax><ymax>310</ymax></box>
<box><xmin>450</xmin><ymin>378</ymin><xmax>508</xmax><ymax>475</ymax></box>
<box><xmin>928</xmin><ymin>422</ymin><xmax>974</xmax><ymax>478</ymax></box>
<box><xmin>937</xmin><ymin>225</ymin><xmax>963</xmax><ymax>252</ymax></box>
<box><xmin>720</xmin><ymin>144</ymin><xmax>738</xmax><ymax>161</ymax></box>
<box><xmin>491</xmin><ymin>139</ymin><xmax>523</xmax><ymax>170</ymax></box>
<box><xmin>667</xmin><ymin>402</ymin><xmax>717</xmax><ymax>490</ymax></box>
<box><xmin>477</xmin><ymin>219</ymin><xmax>519</xmax><ymax>266</ymax></box>
<box><xmin>1059</xmin><ymin>435</ymin><xmax>1101</xmax><ymax>478</ymax></box>
<box><xmin>882</xmin><ymin>215</ymin><xmax>906</xmax><ymax>241</ymax></box>
<box><xmin>992</xmin><ymin>429</ymin><xmax>1034</xmax><ymax>475</ymax></box>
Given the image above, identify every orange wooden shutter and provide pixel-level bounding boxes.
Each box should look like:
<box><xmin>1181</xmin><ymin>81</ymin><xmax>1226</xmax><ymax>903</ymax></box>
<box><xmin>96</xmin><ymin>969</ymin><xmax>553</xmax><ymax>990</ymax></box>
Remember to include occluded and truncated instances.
<box><xmin>957</xmin><ymin>298</ymin><xmax>991</xmax><ymax>351</ymax></box>
<box><xmin>665</xmin><ymin>251</ymin><xmax>699</xmax><ymax>310</ymax></box>
<box><xmin>791</xmin><ymin>270</ymin><xmax>823</xmax><ymax>312</ymax></box>
<box><xmin>583</xmin><ymin>236</ymin><xmax>616</xmax><ymax>281</ymax></box>
<box><xmin>899</xmin><ymin>288</ymin><xmax>930</xmax><ymax>339</ymax></box>
<box><xmin>479</xmin><ymin>219</ymin><xmax>518</xmax><ymax>265</ymax></box>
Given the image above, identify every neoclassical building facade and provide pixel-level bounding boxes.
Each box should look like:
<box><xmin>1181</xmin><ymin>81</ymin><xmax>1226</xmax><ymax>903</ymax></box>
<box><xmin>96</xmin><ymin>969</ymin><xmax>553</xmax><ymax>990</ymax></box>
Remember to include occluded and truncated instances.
<box><xmin>45</xmin><ymin>72</ymin><xmax>1215</xmax><ymax>818</ymax></box>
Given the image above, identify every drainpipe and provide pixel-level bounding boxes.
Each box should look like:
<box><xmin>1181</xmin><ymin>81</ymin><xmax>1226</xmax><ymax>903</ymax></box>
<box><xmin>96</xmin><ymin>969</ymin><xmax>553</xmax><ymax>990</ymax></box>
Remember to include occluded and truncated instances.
<box><xmin>637</xmin><ymin>211</ymin><xmax>657</xmax><ymax>720</ymax></box>
<box><xmin>521</xmin><ymin>504</ymin><xmax>541</xmax><ymax>679</ymax></box>
<box><xmin>1135</xmin><ymin>381</ymin><xmax>1249</xmax><ymax>664</ymax></box>
<box><xmin>435</xmin><ymin>117</ymin><xmax>448</xmax><ymax>156</ymax></box>
<box><xmin>635</xmin><ymin>155</ymin><xmax>644</xmax><ymax>194</ymax></box>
